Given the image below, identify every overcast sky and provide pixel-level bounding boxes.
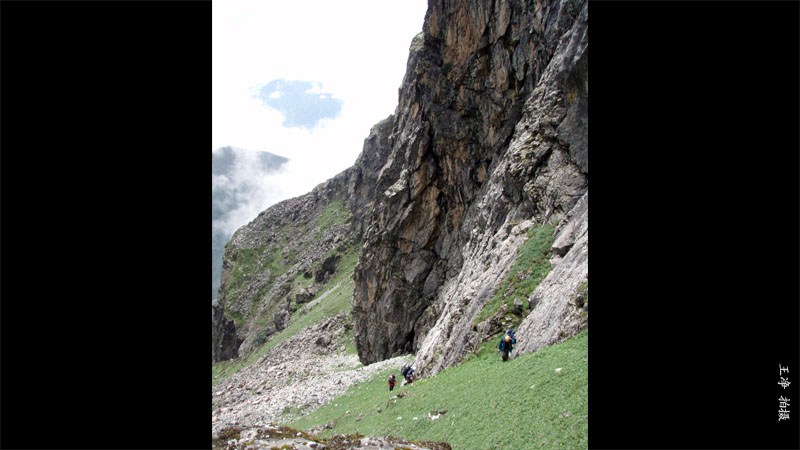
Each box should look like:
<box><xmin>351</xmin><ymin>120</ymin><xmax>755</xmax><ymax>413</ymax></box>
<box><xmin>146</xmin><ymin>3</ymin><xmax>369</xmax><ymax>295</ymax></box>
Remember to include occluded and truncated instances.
<box><xmin>212</xmin><ymin>0</ymin><xmax>429</xmax><ymax>228</ymax></box>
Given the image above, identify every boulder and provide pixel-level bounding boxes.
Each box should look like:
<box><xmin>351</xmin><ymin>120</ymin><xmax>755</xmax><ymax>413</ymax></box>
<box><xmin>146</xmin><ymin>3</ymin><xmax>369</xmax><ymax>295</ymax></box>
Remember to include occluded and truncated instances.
<box><xmin>315</xmin><ymin>254</ymin><xmax>341</xmax><ymax>282</ymax></box>
<box><xmin>295</xmin><ymin>286</ymin><xmax>318</xmax><ymax>304</ymax></box>
<box><xmin>513</xmin><ymin>298</ymin><xmax>523</xmax><ymax>315</ymax></box>
<box><xmin>274</xmin><ymin>309</ymin><xmax>288</xmax><ymax>331</ymax></box>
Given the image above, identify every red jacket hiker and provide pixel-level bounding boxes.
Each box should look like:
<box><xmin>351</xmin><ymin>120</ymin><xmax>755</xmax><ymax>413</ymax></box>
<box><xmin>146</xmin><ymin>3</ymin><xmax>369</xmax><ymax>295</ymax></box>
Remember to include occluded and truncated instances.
<box><xmin>388</xmin><ymin>374</ymin><xmax>396</xmax><ymax>391</ymax></box>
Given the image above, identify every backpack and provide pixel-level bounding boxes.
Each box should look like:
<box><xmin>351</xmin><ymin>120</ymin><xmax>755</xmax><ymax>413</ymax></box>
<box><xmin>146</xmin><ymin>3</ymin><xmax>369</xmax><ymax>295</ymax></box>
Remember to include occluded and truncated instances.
<box><xmin>500</xmin><ymin>333</ymin><xmax>513</xmax><ymax>351</ymax></box>
<box><xmin>401</xmin><ymin>365</ymin><xmax>410</xmax><ymax>377</ymax></box>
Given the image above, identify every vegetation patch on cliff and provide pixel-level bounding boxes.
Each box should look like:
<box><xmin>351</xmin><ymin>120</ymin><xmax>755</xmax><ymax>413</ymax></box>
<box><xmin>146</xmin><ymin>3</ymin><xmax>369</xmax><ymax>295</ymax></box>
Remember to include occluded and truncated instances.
<box><xmin>290</xmin><ymin>330</ymin><xmax>588</xmax><ymax>449</ymax></box>
<box><xmin>292</xmin><ymin>245</ymin><xmax>360</xmax><ymax>319</ymax></box>
<box><xmin>223</xmin><ymin>243</ymin><xmax>292</xmax><ymax>327</ymax></box>
<box><xmin>474</xmin><ymin>223</ymin><xmax>556</xmax><ymax>326</ymax></box>
<box><xmin>312</xmin><ymin>197</ymin><xmax>350</xmax><ymax>240</ymax></box>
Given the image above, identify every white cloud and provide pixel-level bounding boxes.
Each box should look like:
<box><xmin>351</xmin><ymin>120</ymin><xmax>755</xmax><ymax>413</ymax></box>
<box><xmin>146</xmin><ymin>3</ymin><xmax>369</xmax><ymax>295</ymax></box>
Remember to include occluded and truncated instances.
<box><xmin>212</xmin><ymin>0</ymin><xmax>428</xmax><ymax>232</ymax></box>
<box><xmin>306</xmin><ymin>82</ymin><xmax>324</xmax><ymax>94</ymax></box>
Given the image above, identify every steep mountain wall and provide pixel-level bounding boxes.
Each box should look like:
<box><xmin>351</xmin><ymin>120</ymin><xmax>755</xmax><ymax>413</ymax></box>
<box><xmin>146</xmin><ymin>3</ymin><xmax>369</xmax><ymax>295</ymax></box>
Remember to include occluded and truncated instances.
<box><xmin>352</xmin><ymin>0</ymin><xmax>588</xmax><ymax>374</ymax></box>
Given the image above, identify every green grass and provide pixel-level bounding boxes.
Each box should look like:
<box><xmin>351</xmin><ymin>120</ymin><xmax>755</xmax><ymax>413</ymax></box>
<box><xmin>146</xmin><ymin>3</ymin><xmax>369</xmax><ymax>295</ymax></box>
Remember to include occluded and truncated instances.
<box><xmin>575</xmin><ymin>282</ymin><xmax>588</xmax><ymax>320</ymax></box>
<box><xmin>474</xmin><ymin>224</ymin><xmax>556</xmax><ymax>326</ymax></box>
<box><xmin>223</xmin><ymin>243</ymin><xmax>294</xmax><ymax>328</ymax></box>
<box><xmin>291</xmin><ymin>245</ymin><xmax>360</xmax><ymax>318</ymax></box>
<box><xmin>290</xmin><ymin>330</ymin><xmax>588</xmax><ymax>450</ymax></box>
<box><xmin>213</xmin><ymin>243</ymin><xmax>361</xmax><ymax>386</ymax></box>
<box><xmin>227</xmin><ymin>309</ymin><xmax>244</xmax><ymax>328</ymax></box>
<box><xmin>281</xmin><ymin>405</ymin><xmax>309</xmax><ymax>422</ymax></box>
<box><xmin>223</xmin><ymin>244</ymin><xmax>267</xmax><ymax>295</ymax></box>
<box><xmin>312</xmin><ymin>198</ymin><xmax>350</xmax><ymax>240</ymax></box>
<box><xmin>577</xmin><ymin>281</ymin><xmax>588</xmax><ymax>300</ymax></box>
<box><xmin>342</xmin><ymin>328</ymin><xmax>358</xmax><ymax>356</ymax></box>
<box><xmin>293</xmin><ymin>271</ymin><xmax>316</xmax><ymax>291</ymax></box>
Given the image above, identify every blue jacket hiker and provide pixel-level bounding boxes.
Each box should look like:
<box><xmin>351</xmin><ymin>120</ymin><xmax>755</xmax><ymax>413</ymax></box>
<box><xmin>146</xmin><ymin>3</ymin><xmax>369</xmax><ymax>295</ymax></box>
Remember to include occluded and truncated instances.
<box><xmin>401</xmin><ymin>364</ymin><xmax>415</xmax><ymax>384</ymax></box>
<box><xmin>498</xmin><ymin>330</ymin><xmax>517</xmax><ymax>361</ymax></box>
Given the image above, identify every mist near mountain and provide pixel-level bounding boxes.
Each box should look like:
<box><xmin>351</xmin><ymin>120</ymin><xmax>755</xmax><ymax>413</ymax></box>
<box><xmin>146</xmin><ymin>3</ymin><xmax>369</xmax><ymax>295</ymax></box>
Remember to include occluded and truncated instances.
<box><xmin>212</xmin><ymin>146</ymin><xmax>288</xmax><ymax>301</ymax></box>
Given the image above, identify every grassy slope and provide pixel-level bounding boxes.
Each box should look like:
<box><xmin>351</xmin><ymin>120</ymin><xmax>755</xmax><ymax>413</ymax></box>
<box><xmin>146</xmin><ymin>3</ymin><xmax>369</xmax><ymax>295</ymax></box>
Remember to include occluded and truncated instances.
<box><xmin>290</xmin><ymin>330</ymin><xmax>588</xmax><ymax>450</ymax></box>
<box><xmin>213</xmin><ymin>213</ymin><xmax>588</xmax><ymax>449</ymax></box>
<box><xmin>212</xmin><ymin>245</ymin><xmax>360</xmax><ymax>386</ymax></box>
<box><xmin>474</xmin><ymin>224</ymin><xmax>556</xmax><ymax>326</ymax></box>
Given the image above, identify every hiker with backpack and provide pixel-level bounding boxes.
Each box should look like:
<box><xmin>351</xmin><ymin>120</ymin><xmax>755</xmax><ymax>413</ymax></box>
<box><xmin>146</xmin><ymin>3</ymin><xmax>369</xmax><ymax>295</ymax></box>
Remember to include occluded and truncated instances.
<box><xmin>400</xmin><ymin>364</ymin><xmax>415</xmax><ymax>385</ymax></box>
<box><xmin>388</xmin><ymin>374</ymin><xmax>396</xmax><ymax>391</ymax></box>
<box><xmin>498</xmin><ymin>329</ymin><xmax>517</xmax><ymax>361</ymax></box>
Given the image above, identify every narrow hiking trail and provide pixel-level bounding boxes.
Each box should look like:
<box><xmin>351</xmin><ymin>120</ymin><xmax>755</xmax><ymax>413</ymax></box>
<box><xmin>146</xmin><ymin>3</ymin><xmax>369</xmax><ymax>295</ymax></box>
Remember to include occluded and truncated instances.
<box><xmin>212</xmin><ymin>312</ymin><xmax>412</xmax><ymax>437</ymax></box>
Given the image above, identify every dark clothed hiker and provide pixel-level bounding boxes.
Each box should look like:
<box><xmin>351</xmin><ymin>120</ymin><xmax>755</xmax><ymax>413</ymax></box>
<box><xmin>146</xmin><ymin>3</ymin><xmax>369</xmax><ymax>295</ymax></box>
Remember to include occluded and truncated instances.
<box><xmin>498</xmin><ymin>333</ymin><xmax>517</xmax><ymax>361</ymax></box>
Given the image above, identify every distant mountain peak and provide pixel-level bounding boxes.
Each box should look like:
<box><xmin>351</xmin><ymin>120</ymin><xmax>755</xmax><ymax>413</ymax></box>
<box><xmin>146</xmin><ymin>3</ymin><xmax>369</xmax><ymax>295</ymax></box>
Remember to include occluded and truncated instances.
<box><xmin>212</xmin><ymin>146</ymin><xmax>288</xmax><ymax>176</ymax></box>
<box><xmin>212</xmin><ymin>145</ymin><xmax>290</xmax><ymax>301</ymax></box>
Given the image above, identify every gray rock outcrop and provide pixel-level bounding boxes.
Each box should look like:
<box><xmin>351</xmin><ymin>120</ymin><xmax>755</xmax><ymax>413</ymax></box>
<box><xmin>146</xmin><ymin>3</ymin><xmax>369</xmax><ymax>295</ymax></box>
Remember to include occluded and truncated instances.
<box><xmin>213</xmin><ymin>302</ymin><xmax>242</xmax><ymax>362</ymax></box>
<box><xmin>273</xmin><ymin>308</ymin><xmax>289</xmax><ymax>332</ymax></box>
<box><xmin>315</xmin><ymin>254</ymin><xmax>340</xmax><ymax>283</ymax></box>
<box><xmin>295</xmin><ymin>286</ymin><xmax>318</xmax><ymax>305</ymax></box>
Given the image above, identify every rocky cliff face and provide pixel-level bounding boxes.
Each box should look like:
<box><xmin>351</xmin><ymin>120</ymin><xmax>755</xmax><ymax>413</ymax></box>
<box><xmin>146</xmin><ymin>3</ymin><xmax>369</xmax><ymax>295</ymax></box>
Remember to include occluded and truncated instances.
<box><xmin>351</xmin><ymin>0</ymin><xmax>587</xmax><ymax>373</ymax></box>
<box><xmin>213</xmin><ymin>302</ymin><xmax>242</xmax><ymax>362</ymax></box>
